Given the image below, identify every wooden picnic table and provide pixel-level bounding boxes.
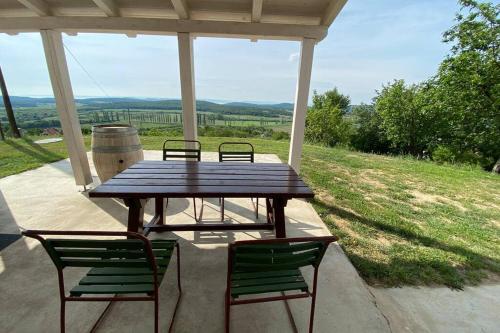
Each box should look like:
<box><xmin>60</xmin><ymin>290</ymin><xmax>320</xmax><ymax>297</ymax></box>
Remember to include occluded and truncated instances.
<box><xmin>88</xmin><ymin>160</ymin><xmax>314</xmax><ymax>238</ymax></box>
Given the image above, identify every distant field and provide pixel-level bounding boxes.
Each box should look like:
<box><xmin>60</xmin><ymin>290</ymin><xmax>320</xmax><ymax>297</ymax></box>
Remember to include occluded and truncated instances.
<box><xmin>10</xmin><ymin>105</ymin><xmax>293</xmax><ymax>132</ymax></box>
<box><xmin>0</xmin><ymin>135</ymin><xmax>498</xmax><ymax>288</ymax></box>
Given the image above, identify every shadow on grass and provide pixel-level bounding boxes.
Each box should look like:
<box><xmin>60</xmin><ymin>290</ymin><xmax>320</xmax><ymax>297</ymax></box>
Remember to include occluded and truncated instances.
<box><xmin>312</xmin><ymin>198</ymin><xmax>500</xmax><ymax>288</ymax></box>
<box><xmin>4</xmin><ymin>137</ymin><xmax>65</xmax><ymax>163</ymax></box>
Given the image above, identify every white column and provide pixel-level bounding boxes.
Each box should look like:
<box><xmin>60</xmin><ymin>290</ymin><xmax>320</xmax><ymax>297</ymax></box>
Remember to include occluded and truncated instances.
<box><xmin>177</xmin><ymin>32</ymin><xmax>197</xmax><ymax>145</ymax></box>
<box><xmin>288</xmin><ymin>38</ymin><xmax>315</xmax><ymax>173</ymax></box>
<box><xmin>40</xmin><ymin>30</ymin><xmax>92</xmax><ymax>186</ymax></box>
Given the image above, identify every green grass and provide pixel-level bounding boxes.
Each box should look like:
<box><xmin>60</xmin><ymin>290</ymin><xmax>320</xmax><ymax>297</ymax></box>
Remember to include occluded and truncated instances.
<box><xmin>1</xmin><ymin>136</ymin><xmax>499</xmax><ymax>288</ymax></box>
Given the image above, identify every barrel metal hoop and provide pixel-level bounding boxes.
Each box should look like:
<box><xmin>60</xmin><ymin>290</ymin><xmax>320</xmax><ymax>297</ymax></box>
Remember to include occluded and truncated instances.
<box><xmin>92</xmin><ymin>145</ymin><xmax>143</xmax><ymax>153</ymax></box>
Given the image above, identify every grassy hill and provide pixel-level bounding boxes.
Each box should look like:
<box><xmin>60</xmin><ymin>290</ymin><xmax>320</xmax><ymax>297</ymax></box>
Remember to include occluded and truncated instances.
<box><xmin>0</xmin><ymin>136</ymin><xmax>498</xmax><ymax>288</ymax></box>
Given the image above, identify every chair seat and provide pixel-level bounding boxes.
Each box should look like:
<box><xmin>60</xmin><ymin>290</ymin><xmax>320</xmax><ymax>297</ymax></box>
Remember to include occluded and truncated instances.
<box><xmin>70</xmin><ymin>240</ymin><xmax>176</xmax><ymax>297</ymax></box>
<box><xmin>231</xmin><ymin>269</ymin><xmax>309</xmax><ymax>298</ymax></box>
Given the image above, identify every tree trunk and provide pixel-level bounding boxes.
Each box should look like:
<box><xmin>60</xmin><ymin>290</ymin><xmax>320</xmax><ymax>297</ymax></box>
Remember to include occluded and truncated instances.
<box><xmin>0</xmin><ymin>118</ymin><xmax>5</xmax><ymax>140</ymax></box>
<box><xmin>493</xmin><ymin>158</ymin><xmax>500</xmax><ymax>174</ymax></box>
<box><xmin>0</xmin><ymin>65</ymin><xmax>21</xmax><ymax>138</ymax></box>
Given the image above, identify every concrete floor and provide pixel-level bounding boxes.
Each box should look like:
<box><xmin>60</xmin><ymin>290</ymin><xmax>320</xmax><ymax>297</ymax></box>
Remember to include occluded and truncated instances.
<box><xmin>0</xmin><ymin>151</ymin><xmax>498</xmax><ymax>332</ymax></box>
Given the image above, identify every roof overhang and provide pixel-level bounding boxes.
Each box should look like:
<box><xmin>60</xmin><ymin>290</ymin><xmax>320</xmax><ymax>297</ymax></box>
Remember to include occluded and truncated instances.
<box><xmin>0</xmin><ymin>0</ymin><xmax>348</xmax><ymax>41</ymax></box>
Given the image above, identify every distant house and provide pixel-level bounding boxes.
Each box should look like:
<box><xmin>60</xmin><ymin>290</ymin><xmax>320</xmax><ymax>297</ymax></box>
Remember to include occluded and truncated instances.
<box><xmin>42</xmin><ymin>127</ymin><xmax>61</xmax><ymax>136</ymax></box>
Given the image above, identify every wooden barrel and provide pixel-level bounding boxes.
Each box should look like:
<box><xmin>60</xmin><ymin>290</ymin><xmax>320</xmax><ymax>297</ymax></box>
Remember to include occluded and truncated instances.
<box><xmin>92</xmin><ymin>125</ymin><xmax>144</xmax><ymax>182</ymax></box>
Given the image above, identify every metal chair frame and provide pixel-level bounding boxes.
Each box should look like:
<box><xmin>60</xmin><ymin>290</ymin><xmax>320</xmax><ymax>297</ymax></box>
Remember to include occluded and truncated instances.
<box><xmin>218</xmin><ymin>142</ymin><xmax>258</xmax><ymax>221</ymax></box>
<box><xmin>225</xmin><ymin>236</ymin><xmax>338</xmax><ymax>333</ymax></box>
<box><xmin>22</xmin><ymin>230</ymin><xmax>182</xmax><ymax>333</ymax></box>
<box><xmin>163</xmin><ymin>139</ymin><xmax>203</xmax><ymax>221</ymax></box>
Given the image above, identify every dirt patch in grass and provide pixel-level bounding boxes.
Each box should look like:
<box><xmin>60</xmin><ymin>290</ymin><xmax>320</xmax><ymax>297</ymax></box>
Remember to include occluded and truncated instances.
<box><xmin>410</xmin><ymin>190</ymin><xmax>467</xmax><ymax>212</ymax></box>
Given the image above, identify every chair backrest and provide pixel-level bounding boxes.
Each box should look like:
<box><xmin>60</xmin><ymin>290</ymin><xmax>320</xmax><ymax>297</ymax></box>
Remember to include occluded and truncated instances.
<box><xmin>163</xmin><ymin>139</ymin><xmax>201</xmax><ymax>161</ymax></box>
<box><xmin>22</xmin><ymin>230</ymin><xmax>157</xmax><ymax>272</ymax></box>
<box><xmin>218</xmin><ymin>142</ymin><xmax>254</xmax><ymax>163</ymax></box>
<box><xmin>228</xmin><ymin>236</ymin><xmax>338</xmax><ymax>273</ymax></box>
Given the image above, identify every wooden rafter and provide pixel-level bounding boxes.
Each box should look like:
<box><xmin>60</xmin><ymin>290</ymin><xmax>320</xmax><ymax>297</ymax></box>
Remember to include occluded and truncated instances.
<box><xmin>17</xmin><ymin>0</ymin><xmax>50</xmax><ymax>16</ymax></box>
<box><xmin>92</xmin><ymin>0</ymin><xmax>119</xmax><ymax>17</ymax></box>
<box><xmin>251</xmin><ymin>0</ymin><xmax>263</xmax><ymax>23</ymax></box>
<box><xmin>171</xmin><ymin>0</ymin><xmax>189</xmax><ymax>19</ymax></box>
<box><xmin>0</xmin><ymin>17</ymin><xmax>328</xmax><ymax>41</ymax></box>
<box><xmin>322</xmin><ymin>0</ymin><xmax>348</xmax><ymax>26</ymax></box>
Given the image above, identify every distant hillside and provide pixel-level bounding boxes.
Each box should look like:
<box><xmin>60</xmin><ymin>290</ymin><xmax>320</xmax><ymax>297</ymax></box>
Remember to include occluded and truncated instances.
<box><xmin>1</xmin><ymin>96</ymin><xmax>294</xmax><ymax>117</ymax></box>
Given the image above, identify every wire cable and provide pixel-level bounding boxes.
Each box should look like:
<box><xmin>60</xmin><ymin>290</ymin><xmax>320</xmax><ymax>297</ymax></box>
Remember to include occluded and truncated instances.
<box><xmin>63</xmin><ymin>42</ymin><xmax>110</xmax><ymax>98</ymax></box>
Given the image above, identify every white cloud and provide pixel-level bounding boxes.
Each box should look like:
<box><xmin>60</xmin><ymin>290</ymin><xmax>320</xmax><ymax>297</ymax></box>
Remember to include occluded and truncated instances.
<box><xmin>288</xmin><ymin>52</ymin><xmax>299</xmax><ymax>62</ymax></box>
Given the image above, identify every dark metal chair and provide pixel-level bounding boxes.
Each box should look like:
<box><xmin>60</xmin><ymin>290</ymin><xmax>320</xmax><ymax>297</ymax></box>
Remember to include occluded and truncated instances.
<box><xmin>22</xmin><ymin>230</ymin><xmax>181</xmax><ymax>333</ymax></box>
<box><xmin>218</xmin><ymin>142</ymin><xmax>257</xmax><ymax>221</ymax></box>
<box><xmin>225</xmin><ymin>236</ymin><xmax>338</xmax><ymax>333</ymax></box>
<box><xmin>163</xmin><ymin>139</ymin><xmax>203</xmax><ymax>221</ymax></box>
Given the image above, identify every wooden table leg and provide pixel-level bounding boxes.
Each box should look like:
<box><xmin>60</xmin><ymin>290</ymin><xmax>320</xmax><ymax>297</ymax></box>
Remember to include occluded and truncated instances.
<box><xmin>155</xmin><ymin>198</ymin><xmax>165</xmax><ymax>225</ymax></box>
<box><xmin>123</xmin><ymin>199</ymin><xmax>145</xmax><ymax>233</ymax></box>
<box><xmin>272</xmin><ymin>197</ymin><xmax>288</xmax><ymax>238</ymax></box>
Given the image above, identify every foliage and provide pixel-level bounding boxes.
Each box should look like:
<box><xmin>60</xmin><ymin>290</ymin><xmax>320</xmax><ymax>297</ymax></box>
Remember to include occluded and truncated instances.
<box><xmin>311</xmin><ymin>88</ymin><xmax>351</xmax><ymax>115</ymax></box>
<box><xmin>350</xmin><ymin>104</ymin><xmax>390</xmax><ymax>153</ymax></box>
<box><xmin>305</xmin><ymin>88</ymin><xmax>353</xmax><ymax>146</ymax></box>
<box><xmin>374</xmin><ymin>80</ymin><xmax>431</xmax><ymax>156</ymax></box>
<box><xmin>428</xmin><ymin>0</ymin><xmax>500</xmax><ymax>169</ymax></box>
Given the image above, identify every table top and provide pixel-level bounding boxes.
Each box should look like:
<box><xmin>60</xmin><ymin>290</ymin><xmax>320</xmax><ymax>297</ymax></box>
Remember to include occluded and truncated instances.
<box><xmin>89</xmin><ymin>160</ymin><xmax>315</xmax><ymax>199</ymax></box>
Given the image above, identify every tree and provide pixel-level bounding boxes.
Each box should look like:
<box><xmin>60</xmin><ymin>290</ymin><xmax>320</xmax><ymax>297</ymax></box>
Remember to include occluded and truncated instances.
<box><xmin>350</xmin><ymin>104</ymin><xmax>390</xmax><ymax>153</ymax></box>
<box><xmin>431</xmin><ymin>0</ymin><xmax>500</xmax><ymax>168</ymax></box>
<box><xmin>0</xmin><ymin>65</ymin><xmax>21</xmax><ymax>138</ymax></box>
<box><xmin>305</xmin><ymin>88</ymin><xmax>353</xmax><ymax>146</ymax></box>
<box><xmin>374</xmin><ymin>80</ymin><xmax>430</xmax><ymax>156</ymax></box>
<box><xmin>311</xmin><ymin>88</ymin><xmax>351</xmax><ymax>115</ymax></box>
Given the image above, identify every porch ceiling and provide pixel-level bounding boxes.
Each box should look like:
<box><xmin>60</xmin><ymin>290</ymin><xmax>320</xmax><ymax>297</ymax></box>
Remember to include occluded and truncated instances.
<box><xmin>0</xmin><ymin>0</ymin><xmax>348</xmax><ymax>40</ymax></box>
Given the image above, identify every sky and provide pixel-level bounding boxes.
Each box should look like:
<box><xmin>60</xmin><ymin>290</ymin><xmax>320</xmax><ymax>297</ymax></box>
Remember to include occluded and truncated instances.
<box><xmin>0</xmin><ymin>0</ymin><xmax>461</xmax><ymax>104</ymax></box>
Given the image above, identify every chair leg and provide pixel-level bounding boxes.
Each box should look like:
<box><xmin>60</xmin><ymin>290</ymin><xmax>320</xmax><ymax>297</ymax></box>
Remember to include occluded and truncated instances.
<box><xmin>220</xmin><ymin>198</ymin><xmax>225</xmax><ymax>222</ymax></box>
<box><xmin>60</xmin><ymin>299</ymin><xmax>65</xmax><ymax>333</ymax></box>
<box><xmin>256</xmin><ymin>198</ymin><xmax>259</xmax><ymax>219</ymax></box>
<box><xmin>154</xmin><ymin>296</ymin><xmax>159</xmax><ymax>333</ymax></box>
<box><xmin>225</xmin><ymin>290</ymin><xmax>231</xmax><ymax>333</ymax></box>
<box><xmin>309</xmin><ymin>269</ymin><xmax>320</xmax><ymax>333</ymax></box>
<box><xmin>193</xmin><ymin>197</ymin><xmax>204</xmax><ymax>222</ymax></box>
<box><xmin>169</xmin><ymin>243</ymin><xmax>182</xmax><ymax>333</ymax></box>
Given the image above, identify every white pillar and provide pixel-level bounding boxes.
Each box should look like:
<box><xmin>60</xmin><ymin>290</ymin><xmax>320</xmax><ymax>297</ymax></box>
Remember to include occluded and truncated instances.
<box><xmin>288</xmin><ymin>38</ymin><xmax>315</xmax><ymax>173</ymax></box>
<box><xmin>40</xmin><ymin>30</ymin><xmax>92</xmax><ymax>186</ymax></box>
<box><xmin>177</xmin><ymin>32</ymin><xmax>197</xmax><ymax>145</ymax></box>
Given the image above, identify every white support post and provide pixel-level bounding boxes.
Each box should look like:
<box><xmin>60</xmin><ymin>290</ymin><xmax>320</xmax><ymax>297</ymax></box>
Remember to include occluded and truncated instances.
<box><xmin>177</xmin><ymin>32</ymin><xmax>197</xmax><ymax>145</ymax></box>
<box><xmin>288</xmin><ymin>37</ymin><xmax>315</xmax><ymax>174</ymax></box>
<box><xmin>40</xmin><ymin>30</ymin><xmax>93</xmax><ymax>186</ymax></box>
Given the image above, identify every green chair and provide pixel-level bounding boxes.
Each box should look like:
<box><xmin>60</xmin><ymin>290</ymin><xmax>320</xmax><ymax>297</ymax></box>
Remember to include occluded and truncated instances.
<box><xmin>163</xmin><ymin>139</ymin><xmax>203</xmax><ymax>221</ymax></box>
<box><xmin>22</xmin><ymin>230</ymin><xmax>181</xmax><ymax>333</ymax></box>
<box><xmin>225</xmin><ymin>236</ymin><xmax>338</xmax><ymax>333</ymax></box>
<box><xmin>218</xmin><ymin>142</ymin><xmax>258</xmax><ymax>221</ymax></box>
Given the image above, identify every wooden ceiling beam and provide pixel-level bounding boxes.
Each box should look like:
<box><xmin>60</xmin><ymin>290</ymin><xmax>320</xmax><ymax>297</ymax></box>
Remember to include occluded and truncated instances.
<box><xmin>171</xmin><ymin>0</ymin><xmax>189</xmax><ymax>19</ymax></box>
<box><xmin>17</xmin><ymin>0</ymin><xmax>51</xmax><ymax>16</ymax></box>
<box><xmin>0</xmin><ymin>16</ymin><xmax>328</xmax><ymax>41</ymax></box>
<box><xmin>92</xmin><ymin>0</ymin><xmax>120</xmax><ymax>17</ymax></box>
<box><xmin>252</xmin><ymin>0</ymin><xmax>263</xmax><ymax>23</ymax></box>
<box><xmin>322</xmin><ymin>0</ymin><xmax>348</xmax><ymax>26</ymax></box>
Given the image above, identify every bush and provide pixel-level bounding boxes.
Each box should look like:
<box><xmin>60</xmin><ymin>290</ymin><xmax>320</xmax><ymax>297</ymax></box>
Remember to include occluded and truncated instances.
<box><xmin>432</xmin><ymin>146</ymin><xmax>455</xmax><ymax>164</ymax></box>
<box><xmin>271</xmin><ymin>131</ymin><xmax>290</xmax><ymax>141</ymax></box>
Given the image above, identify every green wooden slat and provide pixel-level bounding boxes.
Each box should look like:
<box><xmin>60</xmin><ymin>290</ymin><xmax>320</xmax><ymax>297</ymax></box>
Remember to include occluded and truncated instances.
<box><xmin>235</xmin><ymin>249</ymin><xmax>320</xmax><ymax>263</ymax></box>
<box><xmin>70</xmin><ymin>284</ymin><xmax>154</xmax><ymax>296</ymax></box>
<box><xmin>234</xmin><ymin>258</ymin><xmax>316</xmax><ymax>271</ymax></box>
<box><xmin>47</xmin><ymin>239</ymin><xmax>144</xmax><ymax>250</ymax></box>
<box><xmin>231</xmin><ymin>275</ymin><xmax>305</xmax><ymax>288</ymax></box>
<box><xmin>56</xmin><ymin>248</ymin><xmax>171</xmax><ymax>259</ymax></box>
<box><xmin>232</xmin><ymin>269</ymin><xmax>301</xmax><ymax>280</ymax></box>
<box><xmin>235</xmin><ymin>242</ymin><xmax>322</xmax><ymax>254</ymax></box>
<box><xmin>87</xmin><ymin>267</ymin><xmax>166</xmax><ymax>276</ymax></box>
<box><xmin>231</xmin><ymin>282</ymin><xmax>308</xmax><ymax>297</ymax></box>
<box><xmin>61</xmin><ymin>258</ymin><xmax>150</xmax><ymax>268</ymax></box>
<box><xmin>80</xmin><ymin>275</ymin><xmax>156</xmax><ymax>285</ymax></box>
